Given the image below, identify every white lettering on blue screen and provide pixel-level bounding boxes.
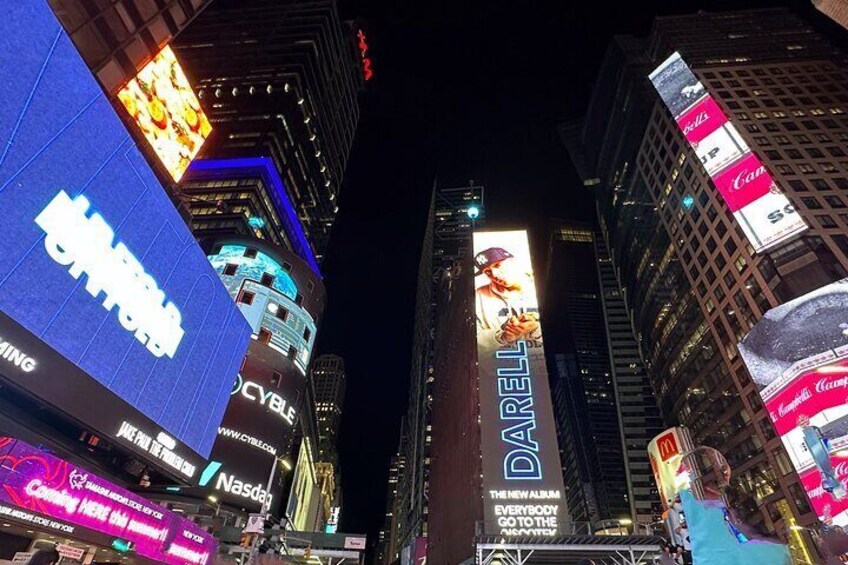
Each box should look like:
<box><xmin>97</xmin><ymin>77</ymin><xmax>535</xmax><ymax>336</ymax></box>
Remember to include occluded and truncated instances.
<box><xmin>35</xmin><ymin>191</ymin><xmax>184</xmax><ymax>358</ymax></box>
<box><xmin>496</xmin><ymin>340</ymin><xmax>541</xmax><ymax>480</ymax></box>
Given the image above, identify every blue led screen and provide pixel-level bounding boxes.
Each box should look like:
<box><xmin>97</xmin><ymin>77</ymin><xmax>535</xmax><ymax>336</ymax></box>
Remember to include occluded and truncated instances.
<box><xmin>0</xmin><ymin>1</ymin><xmax>252</xmax><ymax>458</ymax></box>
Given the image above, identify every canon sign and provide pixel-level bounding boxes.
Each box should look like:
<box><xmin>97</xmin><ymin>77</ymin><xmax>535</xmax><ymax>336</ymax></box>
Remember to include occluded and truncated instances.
<box><xmin>232</xmin><ymin>374</ymin><xmax>296</xmax><ymax>426</ymax></box>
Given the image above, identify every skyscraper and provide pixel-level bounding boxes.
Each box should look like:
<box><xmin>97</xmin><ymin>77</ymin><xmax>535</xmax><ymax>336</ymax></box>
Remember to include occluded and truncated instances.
<box><xmin>311</xmin><ymin>354</ymin><xmax>347</xmax><ymax>465</ymax></box>
<box><xmin>393</xmin><ymin>182</ymin><xmax>484</xmax><ymax>556</ymax></box>
<box><xmin>543</xmin><ymin>220</ymin><xmax>665</xmax><ymax>527</ymax></box>
<box><xmin>564</xmin><ymin>7</ymin><xmax>848</xmax><ymax>557</ymax></box>
<box><xmin>46</xmin><ymin>0</ymin><xmax>213</xmax><ymax>93</ymax></box>
<box><xmin>173</xmin><ymin>0</ymin><xmax>364</xmax><ymax>261</ymax></box>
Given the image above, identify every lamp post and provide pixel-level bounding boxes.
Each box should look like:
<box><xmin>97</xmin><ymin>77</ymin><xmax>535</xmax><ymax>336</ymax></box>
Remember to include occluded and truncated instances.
<box><xmin>248</xmin><ymin>456</ymin><xmax>292</xmax><ymax>564</ymax></box>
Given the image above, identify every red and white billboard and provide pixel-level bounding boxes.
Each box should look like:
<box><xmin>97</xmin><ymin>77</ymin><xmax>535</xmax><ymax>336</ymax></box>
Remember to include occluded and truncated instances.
<box><xmin>739</xmin><ymin>279</ymin><xmax>848</xmax><ymax>526</ymax></box>
<box><xmin>649</xmin><ymin>52</ymin><xmax>807</xmax><ymax>252</ymax></box>
<box><xmin>648</xmin><ymin>427</ymin><xmax>693</xmax><ymax>511</ymax></box>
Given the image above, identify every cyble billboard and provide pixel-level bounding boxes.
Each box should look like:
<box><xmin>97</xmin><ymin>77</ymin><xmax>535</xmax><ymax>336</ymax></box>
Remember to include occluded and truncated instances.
<box><xmin>649</xmin><ymin>52</ymin><xmax>808</xmax><ymax>253</ymax></box>
<box><xmin>739</xmin><ymin>279</ymin><xmax>848</xmax><ymax>526</ymax></box>
<box><xmin>197</xmin><ymin>341</ymin><xmax>308</xmax><ymax>512</ymax></box>
<box><xmin>0</xmin><ymin>436</ymin><xmax>216</xmax><ymax>565</ymax></box>
<box><xmin>0</xmin><ymin>1</ymin><xmax>251</xmax><ymax>475</ymax></box>
<box><xmin>473</xmin><ymin>230</ymin><xmax>565</xmax><ymax>536</ymax></box>
<box><xmin>117</xmin><ymin>46</ymin><xmax>212</xmax><ymax>182</ymax></box>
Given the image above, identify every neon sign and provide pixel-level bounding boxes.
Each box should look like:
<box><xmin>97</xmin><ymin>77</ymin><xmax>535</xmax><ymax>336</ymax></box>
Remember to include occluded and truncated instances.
<box><xmin>356</xmin><ymin>29</ymin><xmax>374</xmax><ymax>81</ymax></box>
<box><xmin>35</xmin><ymin>190</ymin><xmax>185</xmax><ymax>359</ymax></box>
<box><xmin>496</xmin><ymin>341</ymin><xmax>541</xmax><ymax>480</ymax></box>
<box><xmin>0</xmin><ymin>437</ymin><xmax>215</xmax><ymax>565</ymax></box>
<box><xmin>232</xmin><ymin>374</ymin><xmax>297</xmax><ymax>426</ymax></box>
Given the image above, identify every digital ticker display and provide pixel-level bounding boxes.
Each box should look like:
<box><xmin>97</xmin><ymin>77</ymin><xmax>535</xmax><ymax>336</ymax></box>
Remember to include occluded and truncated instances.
<box><xmin>0</xmin><ymin>1</ymin><xmax>251</xmax><ymax>472</ymax></box>
<box><xmin>473</xmin><ymin>230</ymin><xmax>565</xmax><ymax>536</ymax></box>
<box><xmin>649</xmin><ymin>51</ymin><xmax>808</xmax><ymax>253</ymax></box>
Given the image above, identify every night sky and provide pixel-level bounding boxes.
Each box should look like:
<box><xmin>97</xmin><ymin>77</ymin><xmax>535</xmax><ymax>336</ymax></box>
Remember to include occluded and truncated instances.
<box><xmin>315</xmin><ymin>0</ymin><xmax>825</xmax><ymax>546</ymax></box>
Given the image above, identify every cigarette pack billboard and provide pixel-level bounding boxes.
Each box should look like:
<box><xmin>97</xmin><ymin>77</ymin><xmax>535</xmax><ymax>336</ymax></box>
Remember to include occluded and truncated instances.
<box><xmin>473</xmin><ymin>230</ymin><xmax>565</xmax><ymax>536</ymax></box>
<box><xmin>649</xmin><ymin>52</ymin><xmax>808</xmax><ymax>252</ymax></box>
<box><xmin>0</xmin><ymin>0</ymin><xmax>251</xmax><ymax>475</ymax></box>
<box><xmin>0</xmin><ymin>436</ymin><xmax>216</xmax><ymax>565</ymax></box>
<box><xmin>117</xmin><ymin>46</ymin><xmax>212</xmax><ymax>182</ymax></box>
<box><xmin>738</xmin><ymin>279</ymin><xmax>848</xmax><ymax>526</ymax></box>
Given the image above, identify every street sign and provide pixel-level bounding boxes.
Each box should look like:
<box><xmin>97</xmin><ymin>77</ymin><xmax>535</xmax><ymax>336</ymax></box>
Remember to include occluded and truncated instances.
<box><xmin>244</xmin><ymin>513</ymin><xmax>266</xmax><ymax>534</ymax></box>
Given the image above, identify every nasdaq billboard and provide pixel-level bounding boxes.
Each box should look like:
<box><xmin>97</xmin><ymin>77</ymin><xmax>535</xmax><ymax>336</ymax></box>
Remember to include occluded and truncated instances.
<box><xmin>649</xmin><ymin>52</ymin><xmax>808</xmax><ymax>252</ymax></box>
<box><xmin>0</xmin><ymin>1</ymin><xmax>252</xmax><ymax>474</ymax></box>
<box><xmin>473</xmin><ymin>230</ymin><xmax>565</xmax><ymax>536</ymax></box>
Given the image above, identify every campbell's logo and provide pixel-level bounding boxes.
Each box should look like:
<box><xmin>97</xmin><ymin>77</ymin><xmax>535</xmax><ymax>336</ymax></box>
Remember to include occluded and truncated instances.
<box><xmin>835</xmin><ymin>462</ymin><xmax>848</xmax><ymax>479</ymax></box>
<box><xmin>816</xmin><ymin>376</ymin><xmax>848</xmax><ymax>395</ymax></box>
<box><xmin>682</xmin><ymin>111</ymin><xmax>710</xmax><ymax>136</ymax></box>
<box><xmin>776</xmin><ymin>388</ymin><xmax>813</xmax><ymax>419</ymax></box>
<box><xmin>732</xmin><ymin>166</ymin><xmax>767</xmax><ymax>191</ymax></box>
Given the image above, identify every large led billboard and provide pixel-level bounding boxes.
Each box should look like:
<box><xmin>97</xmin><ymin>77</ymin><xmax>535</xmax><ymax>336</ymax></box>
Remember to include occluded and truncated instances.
<box><xmin>0</xmin><ymin>1</ymin><xmax>252</xmax><ymax>477</ymax></box>
<box><xmin>117</xmin><ymin>46</ymin><xmax>212</xmax><ymax>182</ymax></box>
<box><xmin>738</xmin><ymin>279</ymin><xmax>848</xmax><ymax>526</ymax></box>
<box><xmin>649</xmin><ymin>52</ymin><xmax>808</xmax><ymax>252</ymax></box>
<box><xmin>0</xmin><ymin>436</ymin><xmax>216</xmax><ymax>565</ymax></box>
<box><xmin>196</xmin><ymin>341</ymin><xmax>308</xmax><ymax>512</ymax></box>
<box><xmin>207</xmin><ymin>239</ymin><xmax>324</xmax><ymax>376</ymax></box>
<box><xmin>473</xmin><ymin>230</ymin><xmax>565</xmax><ymax>536</ymax></box>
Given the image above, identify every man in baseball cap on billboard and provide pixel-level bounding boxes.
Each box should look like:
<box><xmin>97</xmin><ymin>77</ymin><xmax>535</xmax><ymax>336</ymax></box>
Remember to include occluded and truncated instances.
<box><xmin>474</xmin><ymin>246</ymin><xmax>541</xmax><ymax>351</ymax></box>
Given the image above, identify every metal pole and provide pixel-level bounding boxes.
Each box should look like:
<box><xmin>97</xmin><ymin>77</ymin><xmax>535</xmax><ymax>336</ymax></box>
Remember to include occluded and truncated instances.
<box><xmin>248</xmin><ymin>457</ymin><xmax>279</xmax><ymax>564</ymax></box>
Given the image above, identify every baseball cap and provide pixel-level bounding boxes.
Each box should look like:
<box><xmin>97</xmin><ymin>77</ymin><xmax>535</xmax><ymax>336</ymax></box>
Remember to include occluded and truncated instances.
<box><xmin>474</xmin><ymin>247</ymin><xmax>513</xmax><ymax>274</ymax></box>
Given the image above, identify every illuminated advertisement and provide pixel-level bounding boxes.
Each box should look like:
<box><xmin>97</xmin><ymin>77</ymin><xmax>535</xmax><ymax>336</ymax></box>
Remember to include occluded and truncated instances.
<box><xmin>0</xmin><ymin>436</ymin><xmax>216</xmax><ymax>565</ymax></box>
<box><xmin>648</xmin><ymin>427</ymin><xmax>693</xmax><ymax>511</ymax></box>
<box><xmin>196</xmin><ymin>341</ymin><xmax>308</xmax><ymax>512</ymax></box>
<box><xmin>738</xmin><ymin>279</ymin><xmax>848</xmax><ymax>526</ymax></box>
<box><xmin>473</xmin><ymin>230</ymin><xmax>565</xmax><ymax>536</ymax></box>
<box><xmin>207</xmin><ymin>239</ymin><xmax>325</xmax><ymax>376</ymax></box>
<box><xmin>0</xmin><ymin>1</ymin><xmax>251</xmax><ymax>471</ymax></box>
<box><xmin>649</xmin><ymin>52</ymin><xmax>808</xmax><ymax>252</ymax></box>
<box><xmin>117</xmin><ymin>46</ymin><xmax>211</xmax><ymax>181</ymax></box>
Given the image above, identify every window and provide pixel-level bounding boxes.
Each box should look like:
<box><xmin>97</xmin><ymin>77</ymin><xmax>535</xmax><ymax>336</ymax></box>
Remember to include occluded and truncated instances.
<box><xmin>807</xmin><ymin>147</ymin><xmax>825</xmax><ymax>158</ymax></box>
<box><xmin>788</xmin><ymin>179</ymin><xmax>808</xmax><ymax>192</ymax></box>
<box><xmin>775</xmin><ymin>135</ymin><xmax>791</xmax><ymax>145</ymax></box>
<box><xmin>258</xmin><ymin>328</ymin><xmax>272</xmax><ymax>344</ymax></box>
<box><xmin>288</xmin><ymin>345</ymin><xmax>297</xmax><ymax>359</ymax></box>
<box><xmin>802</xmin><ymin>197</ymin><xmax>823</xmax><ymax>209</ymax></box>
<box><xmin>271</xmin><ymin>371</ymin><xmax>282</xmax><ymax>388</ymax></box>
<box><xmin>223</xmin><ymin>263</ymin><xmax>238</xmax><ymax>276</ymax></box>
<box><xmin>244</xmin><ymin>248</ymin><xmax>258</xmax><ymax>259</ymax></box>
<box><xmin>282</xmin><ymin>261</ymin><xmax>293</xmax><ymax>272</ymax></box>
<box><xmin>295</xmin><ymin>293</ymin><xmax>304</xmax><ymax>306</ymax></box>
<box><xmin>776</xmin><ymin>164</ymin><xmax>794</xmax><ymax>175</ymax></box>
<box><xmin>303</xmin><ymin>327</ymin><xmax>312</xmax><ymax>341</ymax></box>
<box><xmin>798</xmin><ymin>164</ymin><xmax>816</xmax><ymax>174</ymax></box>
<box><xmin>238</xmin><ymin>290</ymin><xmax>255</xmax><ymax>305</ymax></box>
<box><xmin>827</xmin><ymin>196</ymin><xmax>846</xmax><ymax>208</ymax></box>
<box><xmin>817</xmin><ymin>215</ymin><xmax>838</xmax><ymax>228</ymax></box>
<box><xmin>276</xmin><ymin>306</ymin><xmax>289</xmax><ymax>321</ymax></box>
<box><xmin>260</xmin><ymin>273</ymin><xmax>275</xmax><ymax>287</ymax></box>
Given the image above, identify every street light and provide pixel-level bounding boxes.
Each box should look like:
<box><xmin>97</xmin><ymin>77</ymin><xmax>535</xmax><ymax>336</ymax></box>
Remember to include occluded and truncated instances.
<box><xmin>467</xmin><ymin>205</ymin><xmax>480</xmax><ymax>220</ymax></box>
<box><xmin>248</xmin><ymin>456</ymin><xmax>293</xmax><ymax>564</ymax></box>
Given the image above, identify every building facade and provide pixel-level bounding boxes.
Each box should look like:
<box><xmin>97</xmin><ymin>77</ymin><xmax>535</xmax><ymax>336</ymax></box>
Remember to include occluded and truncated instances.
<box><xmin>544</xmin><ymin>220</ymin><xmax>664</xmax><ymax>527</ymax></box>
<box><xmin>312</xmin><ymin>354</ymin><xmax>347</xmax><ymax>465</ymax></box>
<box><xmin>544</xmin><ymin>221</ymin><xmax>630</xmax><ymax>525</ymax></box>
<box><xmin>46</xmin><ymin>0</ymin><xmax>212</xmax><ymax>94</ymax></box>
<box><xmin>173</xmin><ymin>0</ymin><xmax>363</xmax><ymax>261</ymax></box>
<box><xmin>565</xmin><ymin>8</ymin><xmax>848</xmax><ymax>557</ymax></box>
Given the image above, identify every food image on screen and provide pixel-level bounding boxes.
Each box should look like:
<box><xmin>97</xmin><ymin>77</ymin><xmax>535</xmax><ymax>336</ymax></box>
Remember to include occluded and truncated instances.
<box><xmin>739</xmin><ymin>278</ymin><xmax>848</xmax><ymax>525</ymax></box>
<box><xmin>118</xmin><ymin>46</ymin><xmax>211</xmax><ymax>181</ymax></box>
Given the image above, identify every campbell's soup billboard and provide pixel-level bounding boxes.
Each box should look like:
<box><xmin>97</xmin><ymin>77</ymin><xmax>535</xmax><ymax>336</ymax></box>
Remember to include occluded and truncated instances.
<box><xmin>649</xmin><ymin>51</ymin><xmax>807</xmax><ymax>252</ymax></box>
<box><xmin>739</xmin><ymin>279</ymin><xmax>848</xmax><ymax>526</ymax></box>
